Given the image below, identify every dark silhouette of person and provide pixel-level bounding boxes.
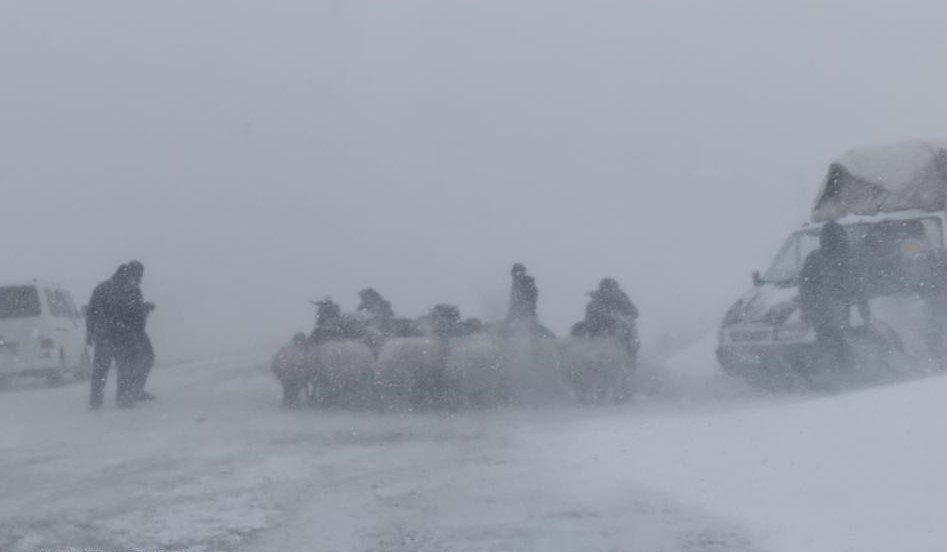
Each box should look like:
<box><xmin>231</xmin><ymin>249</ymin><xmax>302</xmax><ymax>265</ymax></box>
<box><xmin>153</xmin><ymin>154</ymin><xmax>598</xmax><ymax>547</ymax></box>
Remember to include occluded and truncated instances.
<box><xmin>309</xmin><ymin>298</ymin><xmax>366</xmax><ymax>345</ymax></box>
<box><xmin>507</xmin><ymin>263</ymin><xmax>538</xmax><ymax>324</ymax></box>
<box><xmin>799</xmin><ymin>221</ymin><xmax>870</xmax><ymax>372</ymax></box>
<box><xmin>583</xmin><ymin>278</ymin><xmax>639</xmax><ymax>356</ymax></box>
<box><xmin>357</xmin><ymin>288</ymin><xmax>394</xmax><ymax>321</ymax></box>
<box><xmin>357</xmin><ymin>288</ymin><xmax>396</xmax><ymax>355</ymax></box>
<box><xmin>585</xmin><ymin>278</ymin><xmax>638</xmax><ymax>335</ymax></box>
<box><xmin>87</xmin><ymin>264</ymin><xmax>150</xmax><ymax>409</ymax></box>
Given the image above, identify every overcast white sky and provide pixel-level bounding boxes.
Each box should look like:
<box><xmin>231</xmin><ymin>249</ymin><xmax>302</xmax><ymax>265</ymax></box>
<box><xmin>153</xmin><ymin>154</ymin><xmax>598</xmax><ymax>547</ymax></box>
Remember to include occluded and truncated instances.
<box><xmin>1</xmin><ymin>0</ymin><xmax>945</xmax><ymax>358</ymax></box>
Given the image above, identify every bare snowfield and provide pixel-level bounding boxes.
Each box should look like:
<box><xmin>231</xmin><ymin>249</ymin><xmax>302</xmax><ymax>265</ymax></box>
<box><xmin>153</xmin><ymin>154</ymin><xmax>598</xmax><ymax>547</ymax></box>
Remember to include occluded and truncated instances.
<box><xmin>0</xmin><ymin>340</ymin><xmax>944</xmax><ymax>552</ymax></box>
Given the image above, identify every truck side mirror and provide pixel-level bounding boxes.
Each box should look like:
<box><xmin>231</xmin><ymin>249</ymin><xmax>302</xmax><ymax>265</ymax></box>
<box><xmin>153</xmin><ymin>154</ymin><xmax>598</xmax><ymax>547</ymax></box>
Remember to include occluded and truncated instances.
<box><xmin>752</xmin><ymin>271</ymin><xmax>763</xmax><ymax>287</ymax></box>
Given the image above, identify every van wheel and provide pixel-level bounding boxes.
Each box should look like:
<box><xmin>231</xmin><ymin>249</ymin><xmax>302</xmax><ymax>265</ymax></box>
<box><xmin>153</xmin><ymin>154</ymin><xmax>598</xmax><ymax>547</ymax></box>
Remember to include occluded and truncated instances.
<box><xmin>74</xmin><ymin>349</ymin><xmax>92</xmax><ymax>381</ymax></box>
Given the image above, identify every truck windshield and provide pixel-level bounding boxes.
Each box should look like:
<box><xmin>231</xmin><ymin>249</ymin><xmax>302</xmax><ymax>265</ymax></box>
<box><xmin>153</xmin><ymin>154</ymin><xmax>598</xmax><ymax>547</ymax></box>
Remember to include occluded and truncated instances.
<box><xmin>0</xmin><ymin>286</ymin><xmax>42</xmax><ymax>319</ymax></box>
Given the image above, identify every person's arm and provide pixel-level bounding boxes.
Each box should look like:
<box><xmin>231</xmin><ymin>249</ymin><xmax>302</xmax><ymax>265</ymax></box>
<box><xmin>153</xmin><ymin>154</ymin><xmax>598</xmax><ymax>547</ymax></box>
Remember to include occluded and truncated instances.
<box><xmin>129</xmin><ymin>288</ymin><xmax>148</xmax><ymax>317</ymax></box>
<box><xmin>85</xmin><ymin>288</ymin><xmax>100</xmax><ymax>346</ymax></box>
<box><xmin>627</xmin><ymin>299</ymin><xmax>639</xmax><ymax>320</ymax></box>
<box><xmin>617</xmin><ymin>293</ymin><xmax>639</xmax><ymax>319</ymax></box>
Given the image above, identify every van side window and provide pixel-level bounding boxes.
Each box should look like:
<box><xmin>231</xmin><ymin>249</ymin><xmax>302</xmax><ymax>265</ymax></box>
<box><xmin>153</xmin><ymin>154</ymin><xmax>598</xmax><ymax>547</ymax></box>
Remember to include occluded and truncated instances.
<box><xmin>856</xmin><ymin>218</ymin><xmax>937</xmax><ymax>295</ymax></box>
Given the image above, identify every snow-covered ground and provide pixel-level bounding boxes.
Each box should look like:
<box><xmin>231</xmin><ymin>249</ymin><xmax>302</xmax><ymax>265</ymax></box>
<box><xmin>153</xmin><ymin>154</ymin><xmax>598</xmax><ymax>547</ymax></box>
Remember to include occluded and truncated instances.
<box><xmin>0</xmin><ymin>338</ymin><xmax>944</xmax><ymax>551</ymax></box>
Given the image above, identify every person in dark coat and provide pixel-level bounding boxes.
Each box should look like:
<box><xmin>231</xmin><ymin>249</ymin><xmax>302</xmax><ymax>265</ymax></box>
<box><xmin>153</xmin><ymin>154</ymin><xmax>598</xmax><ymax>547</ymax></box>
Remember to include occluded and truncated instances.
<box><xmin>87</xmin><ymin>264</ymin><xmax>143</xmax><ymax>409</ymax></box>
<box><xmin>357</xmin><ymin>288</ymin><xmax>394</xmax><ymax>321</ymax></box>
<box><xmin>584</xmin><ymin>278</ymin><xmax>639</xmax><ymax>356</ymax></box>
<box><xmin>799</xmin><ymin>221</ymin><xmax>871</xmax><ymax>372</ymax></box>
<box><xmin>357</xmin><ymin>288</ymin><xmax>395</xmax><ymax>355</ymax></box>
<box><xmin>507</xmin><ymin>263</ymin><xmax>538</xmax><ymax>324</ymax></box>
<box><xmin>309</xmin><ymin>298</ymin><xmax>366</xmax><ymax>345</ymax></box>
<box><xmin>585</xmin><ymin>278</ymin><xmax>638</xmax><ymax>335</ymax></box>
<box><xmin>124</xmin><ymin>261</ymin><xmax>156</xmax><ymax>401</ymax></box>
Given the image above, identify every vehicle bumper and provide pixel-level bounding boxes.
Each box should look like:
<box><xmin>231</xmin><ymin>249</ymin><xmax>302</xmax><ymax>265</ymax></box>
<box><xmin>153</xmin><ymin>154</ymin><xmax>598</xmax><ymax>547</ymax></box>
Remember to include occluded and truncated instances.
<box><xmin>0</xmin><ymin>354</ymin><xmax>64</xmax><ymax>378</ymax></box>
<box><xmin>716</xmin><ymin>342</ymin><xmax>819</xmax><ymax>377</ymax></box>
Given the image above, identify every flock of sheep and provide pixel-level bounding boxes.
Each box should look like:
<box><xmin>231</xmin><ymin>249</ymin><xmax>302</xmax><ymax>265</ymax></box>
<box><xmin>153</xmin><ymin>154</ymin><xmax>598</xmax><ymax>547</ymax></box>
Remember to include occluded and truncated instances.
<box><xmin>272</xmin><ymin>330</ymin><xmax>638</xmax><ymax>411</ymax></box>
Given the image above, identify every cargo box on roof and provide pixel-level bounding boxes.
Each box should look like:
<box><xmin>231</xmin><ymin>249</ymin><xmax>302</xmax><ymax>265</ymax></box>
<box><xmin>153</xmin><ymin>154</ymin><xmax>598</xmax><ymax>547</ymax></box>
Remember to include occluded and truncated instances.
<box><xmin>812</xmin><ymin>140</ymin><xmax>947</xmax><ymax>222</ymax></box>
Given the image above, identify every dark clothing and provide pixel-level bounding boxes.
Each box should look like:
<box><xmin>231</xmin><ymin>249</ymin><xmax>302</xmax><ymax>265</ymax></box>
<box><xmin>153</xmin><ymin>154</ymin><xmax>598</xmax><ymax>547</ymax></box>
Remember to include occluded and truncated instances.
<box><xmin>87</xmin><ymin>270</ymin><xmax>152</xmax><ymax>407</ymax></box>
<box><xmin>799</xmin><ymin>223</ymin><xmax>869</xmax><ymax>372</ymax></box>
<box><xmin>582</xmin><ymin>285</ymin><xmax>639</xmax><ymax>358</ymax></box>
<box><xmin>114</xmin><ymin>286</ymin><xmax>150</xmax><ymax>338</ymax></box>
<box><xmin>799</xmin><ymin>249</ymin><xmax>866</xmax><ymax>332</ymax></box>
<box><xmin>86</xmin><ymin>278</ymin><xmax>119</xmax><ymax>345</ymax></box>
<box><xmin>585</xmin><ymin>287</ymin><xmax>638</xmax><ymax>337</ymax></box>
<box><xmin>90</xmin><ymin>336</ymin><xmax>137</xmax><ymax>408</ymax></box>
<box><xmin>358</xmin><ymin>289</ymin><xmax>394</xmax><ymax>320</ymax></box>
<box><xmin>87</xmin><ymin>277</ymin><xmax>149</xmax><ymax>342</ymax></box>
<box><xmin>508</xmin><ymin>273</ymin><xmax>538</xmax><ymax>322</ymax></box>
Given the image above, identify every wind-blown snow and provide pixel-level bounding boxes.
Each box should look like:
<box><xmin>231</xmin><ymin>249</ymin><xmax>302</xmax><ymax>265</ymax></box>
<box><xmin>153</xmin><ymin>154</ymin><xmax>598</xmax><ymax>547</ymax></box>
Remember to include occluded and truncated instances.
<box><xmin>1</xmin><ymin>344</ymin><xmax>945</xmax><ymax>551</ymax></box>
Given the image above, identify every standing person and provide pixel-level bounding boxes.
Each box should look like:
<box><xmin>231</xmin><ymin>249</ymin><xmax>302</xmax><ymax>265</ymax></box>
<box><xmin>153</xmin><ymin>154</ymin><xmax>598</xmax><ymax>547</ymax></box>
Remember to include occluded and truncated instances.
<box><xmin>799</xmin><ymin>221</ymin><xmax>871</xmax><ymax>373</ymax></box>
<box><xmin>507</xmin><ymin>263</ymin><xmax>538</xmax><ymax>325</ymax></box>
<box><xmin>125</xmin><ymin>261</ymin><xmax>156</xmax><ymax>401</ymax></box>
<box><xmin>86</xmin><ymin>264</ymin><xmax>137</xmax><ymax>409</ymax></box>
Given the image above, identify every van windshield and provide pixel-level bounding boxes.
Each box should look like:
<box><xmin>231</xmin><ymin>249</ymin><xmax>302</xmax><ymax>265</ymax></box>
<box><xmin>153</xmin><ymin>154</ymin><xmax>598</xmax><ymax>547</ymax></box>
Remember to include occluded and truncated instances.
<box><xmin>762</xmin><ymin>230</ymin><xmax>821</xmax><ymax>285</ymax></box>
<box><xmin>762</xmin><ymin>217</ymin><xmax>944</xmax><ymax>290</ymax></box>
<box><xmin>0</xmin><ymin>286</ymin><xmax>42</xmax><ymax>319</ymax></box>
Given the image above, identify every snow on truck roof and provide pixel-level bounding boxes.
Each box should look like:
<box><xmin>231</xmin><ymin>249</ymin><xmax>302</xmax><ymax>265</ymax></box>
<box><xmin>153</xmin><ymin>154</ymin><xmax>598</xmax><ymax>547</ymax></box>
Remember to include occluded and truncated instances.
<box><xmin>811</xmin><ymin>139</ymin><xmax>947</xmax><ymax>222</ymax></box>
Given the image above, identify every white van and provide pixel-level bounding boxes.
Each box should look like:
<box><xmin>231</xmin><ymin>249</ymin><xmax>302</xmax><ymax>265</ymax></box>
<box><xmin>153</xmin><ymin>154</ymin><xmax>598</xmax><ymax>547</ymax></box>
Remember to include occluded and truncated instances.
<box><xmin>0</xmin><ymin>281</ymin><xmax>90</xmax><ymax>385</ymax></box>
<box><xmin>717</xmin><ymin>140</ymin><xmax>947</xmax><ymax>389</ymax></box>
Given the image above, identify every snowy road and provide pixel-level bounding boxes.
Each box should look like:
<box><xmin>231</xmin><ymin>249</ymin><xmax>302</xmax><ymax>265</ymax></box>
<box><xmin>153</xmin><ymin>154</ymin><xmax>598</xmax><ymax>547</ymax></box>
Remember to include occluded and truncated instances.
<box><xmin>0</xmin><ymin>354</ymin><xmax>761</xmax><ymax>552</ymax></box>
<box><xmin>2</xmin><ymin>345</ymin><xmax>946</xmax><ymax>552</ymax></box>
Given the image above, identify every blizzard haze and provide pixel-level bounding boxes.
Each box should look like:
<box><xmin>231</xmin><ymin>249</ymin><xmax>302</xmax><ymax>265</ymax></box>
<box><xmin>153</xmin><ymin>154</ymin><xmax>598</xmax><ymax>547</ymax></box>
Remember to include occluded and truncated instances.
<box><xmin>2</xmin><ymin>0</ymin><xmax>946</xmax><ymax>359</ymax></box>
